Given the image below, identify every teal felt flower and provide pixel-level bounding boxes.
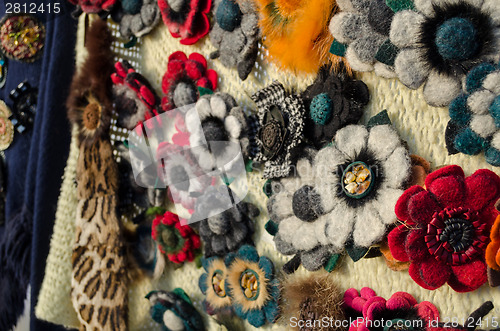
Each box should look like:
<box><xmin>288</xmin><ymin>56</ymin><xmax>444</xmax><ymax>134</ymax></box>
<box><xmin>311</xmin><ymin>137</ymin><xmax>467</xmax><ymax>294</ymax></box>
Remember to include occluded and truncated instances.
<box><xmin>445</xmin><ymin>61</ymin><xmax>500</xmax><ymax>167</ymax></box>
<box><xmin>198</xmin><ymin>256</ymin><xmax>232</xmax><ymax>315</ymax></box>
<box><xmin>224</xmin><ymin>245</ymin><xmax>280</xmax><ymax>328</ymax></box>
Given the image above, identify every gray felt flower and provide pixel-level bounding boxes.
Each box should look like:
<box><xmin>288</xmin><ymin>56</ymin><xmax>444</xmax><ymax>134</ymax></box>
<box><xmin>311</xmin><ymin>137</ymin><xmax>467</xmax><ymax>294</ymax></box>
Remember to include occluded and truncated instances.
<box><xmin>111</xmin><ymin>0</ymin><xmax>161</xmax><ymax>40</ymax></box>
<box><xmin>191</xmin><ymin>185</ymin><xmax>259</xmax><ymax>258</ymax></box>
<box><xmin>209</xmin><ymin>0</ymin><xmax>260</xmax><ymax>80</ymax></box>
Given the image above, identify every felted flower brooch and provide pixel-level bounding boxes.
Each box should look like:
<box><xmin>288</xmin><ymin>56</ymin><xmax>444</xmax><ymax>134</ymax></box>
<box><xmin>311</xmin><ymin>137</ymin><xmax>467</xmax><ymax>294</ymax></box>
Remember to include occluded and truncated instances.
<box><xmin>157</xmin><ymin>142</ymin><xmax>212</xmax><ymax>212</ymax></box>
<box><xmin>210</xmin><ymin>0</ymin><xmax>260</xmax><ymax>80</ymax></box>
<box><xmin>162</xmin><ymin>51</ymin><xmax>218</xmax><ymax>111</ymax></box>
<box><xmin>185</xmin><ymin>92</ymin><xmax>255</xmax><ymax>176</ymax></box>
<box><xmin>445</xmin><ymin>62</ymin><xmax>500</xmax><ymax>167</ymax></box>
<box><xmin>388</xmin><ymin>165</ymin><xmax>500</xmax><ymax>292</ymax></box>
<box><xmin>0</xmin><ymin>14</ymin><xmax>45</xmax><ymax>63</ymax></box>
<box><xmin>112</xmin><ymin>60</ymin><xmax>162</xmax><ymax>135</ymax></box>
<box><xmin>253</xmin><ymin>0</ymin><xmax>343</xmax><ymax>73</ymax></box>
<box><xmin>0</xmin><ymin>100</ymin><xmax>14</xmax><ymax>151</ymax></box>
<box><xmin>147</xmin><ymin>289</ymin><xmax>205</xmax><ymax>331</ymax></box>
<box><xmin>225</xmin><ymin>245</ymin><xmax>279</xmax><ymax>327</ymax></box>
<box><xmin>110</xmin><ymin>0</ymin><xmax>161</xmax><ymax>40</ymax></box>
<box><xmin>191</xmin><ymin>185</ymin><xmax>259</xmax><ymax>258</ymax></box>
<box><xmin>158</xmin><ymin>0</ymin><xmax>211</xmax><ymax>45</ymax></box>
<box><xmin>199</xmin><ymin>256</ymin><xmax>232</xmax><ymax>315</ymax></box>
<box><xmin>151</xmin><ymin>210</ymin><xmax>201</xmax><ymax>264</ymax></box>
<box><xmin>267</xmin><ymin>148</ymin><xmax>337</xmax><ymax>273</ymax></box>
<box><xmin>344</xmin><ymin>287</ymin><xmax>440</xmax><ymax>331</ymax></box>
<box><xmin>252</xmin><ymin>81</ymin><xmax>305</xmax><ymax>179</ymax></box>
<box><xmin>302</xmin><ymin>64</ymin><xmax>369</xmax><ymax>148</ymax></box>
<box><xmin>314</xmin><ymin>120</ymin><xmax>411</xmax><ymax>260</ymax></box>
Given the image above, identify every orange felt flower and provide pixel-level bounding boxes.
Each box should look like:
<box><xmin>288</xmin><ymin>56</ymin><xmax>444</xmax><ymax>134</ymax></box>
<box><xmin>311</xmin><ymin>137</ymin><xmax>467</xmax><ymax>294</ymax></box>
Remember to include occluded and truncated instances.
<box><xmin>486</xmin><ymin>215</ymin><xmax>500</xmax><ymax>270</ymax></box>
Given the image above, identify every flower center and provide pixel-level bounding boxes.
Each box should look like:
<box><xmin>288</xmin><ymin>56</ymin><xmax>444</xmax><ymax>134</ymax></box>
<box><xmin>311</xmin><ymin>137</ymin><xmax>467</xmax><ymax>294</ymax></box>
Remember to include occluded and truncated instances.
<box><xmin>435</xmin><ymin>17</ymin><xmax>479</xmax><ymax>61</ymax></box>
<box><xmin>240</xmin><ymin>270</ymin><xmax>259</xmax><ymax>299</ymax></box>
<box><xmin>259</xmin><ymin>105</ymin><xmax>287</xmax><ymax>159</ymax></box>
<box><xmin>341</xmin><ymin>162</ymin><xmax>374</xmax><ymax>199</ymax></box>
<box><xmin>202</xmin><ymin>117</ymin><xmax>229</xmax><ymax>142</ymax></box>
<box><xmin>167</xmin><ymin>0</ymin><xmax>185</xmax><ymax>12</ymax></box>
<box><xmin>169</xmin><ymin>165</ymin><xmax>190</xmax><ymax>191</ymax></box>
<box><xmin>161</xmin><ymin>227</ymin><xmax>179</xmax><ymax>248</ymax></box>
<box><xmin>122</xmin><ymin>0</ymin><xmax>143</xmax><ymax>15</ymax></box>
<box><xmin>83</xmin><ymin>102</ymin><xmax>101</xmax><ymax>130</ymax></box>
<box><xmin>310</xmin><ymin>93</ymin><xmax>333</xmax><ymax>125</ymax></box>
<box><xmin>173</xmin><ymin>81</ymin><xmax>198</xmax><ymax>107</ymax></box>
<box><xmin>212</xmin><ymin>270</ymin><xmax>226</xmax><ymax>298</ymax></box>
<box><xmin>216</xmin><ymin>0</ymin><xmax>242</xmax><ymax>32</ymax></box>
<box><xmin>292</xmin><ymin>185</ymin><xmax>323</xmax><ymax>222</ymax></box>
<box><xmin>425</xmin><ymin>207</ymin><xmax>487</xmax><ymax>265</ymax></box>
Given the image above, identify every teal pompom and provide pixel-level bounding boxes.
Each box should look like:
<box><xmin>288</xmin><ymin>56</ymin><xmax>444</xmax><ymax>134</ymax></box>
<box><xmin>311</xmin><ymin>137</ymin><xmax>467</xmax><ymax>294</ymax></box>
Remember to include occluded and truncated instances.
<box><xmin>310</xmin><ymin>93</ymin><xmax>333</xmax><ymax>125</ymax></box>
<box><xmin>237</xmin><ymin>245</ymin><xmax>259</xmax><ymax>262</ymax></box>
<box><xmin>485</xmin><ymin>146</ymin><xmax>500</xmax><ymax>166</ymax></box>
<box><xmin>198</xmin><ymin>273</ymin><xmax>208</xmax><ymax>294</ymax></box>
<box><xmin>216</xmin><ymin>0</ymin><xmax>242</xmax><ymax>32</ymax></box>
<box><xmin>247</xmin><ymin>308</ymin><xmax>266</xmax><ymax>328</ymax></box>
<box><xmin>449</xmin><ymin>94</ymin><xmax>471</xmax><ymax>126</ymax></box>
<box><xmin>122</xmin><ymin>0</ymin><xmax>142</xmax><ymax>15</ymax></box>
<box><xmin>435</xmin><ymin>18</ymin><xmax>478</xmax><ymax>61</ymax></box>
<box><xmin>466</xmin><ymin>63</ymin><xmax>496</xmax><ymax>93</ymax></box>
<box><xmin>233</xmin><ymin>303</ymin><xmax>247</xmax><ymax>319</ymax></box>
<box><xmin>489</xmin><ymin>95</ymin><xmax>500</xmax><ymax>128</ymax></box>
<box><xmin>224</xmin><ymin>252</ymin><xmax>236</xmax><ymax>266</ymax></box>
<box><xmin>454</xmin><ymin>127</ymin><xmax>487</xmax><ymax>155</ymax></box>
<box><xmin>263</xmin><ymin>300</ymin><xmax>279</xmax><ymax>323</ymax></box>
<box><xmin>258</xmin><ymin>256</ymin><xmax>274</xmax><ymax>279</ymax></box>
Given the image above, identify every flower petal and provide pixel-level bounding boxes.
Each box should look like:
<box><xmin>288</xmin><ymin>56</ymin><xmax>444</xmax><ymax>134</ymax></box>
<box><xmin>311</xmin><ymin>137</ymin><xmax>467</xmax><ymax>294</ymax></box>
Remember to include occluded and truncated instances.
<box><xmin>448</xmin><ymin>260</ymin><xmax>487</xmax><ymax>292</ymax></box>
<box><xmin>405</xmin><ymin>228</ymin><xmax>429</xmax><ymax>263</ymax></box>
<box><xmin>390</xmin><ymin>10</ymin><xmax>426</xmax><ymax>48</ymax></box>
<box><xmin>388</xmin><ymin>225</ymin><xmax>410</xmax><ymax>262</ymax></box>
<box><xmin>246</xmin><ymin>309</ymin><xmax>266</xmax><ymax>328</ymax></box>
<box><xmin>352</xmin><ymin>206</ymin><xmax>386</xmax><ymax>248</ymax></box>
<box><xmin>485</xmin><ymin>241</ymin><xmax>500</xmax><ymax>270</ymax></box>
<box><xmin>367</xmin><ymin>124</ymin><xmax>402</xmax><ymax>161</ymax></box>
<box><xmin>374</xmin><ymin>188</ymin><xmax>403</xmax><ymax>225</ymax></box>
<box><xmin>409</xmin><ymin>259</ymin><xmax>450</xmax><ymax>290</ymax></box>
<box><xmin>423</xmin><ymin>70</ymin><xmax>462</xmax><ymax>107</ymax></box>
<box><xmin>224</xmin><ymin>116</ymin><xmax>242</xmax><ymax>140</ymax></box>
<box><xmin>334</xmin><ymin>125</ymin><xmax>369</xmax><ymax>159</ymax></box>
<box><xmin>364</xmin><ymin>297</ymin><xmax>387</xmax><ymax>322</ymax></box>
<box><xmin>427</xmin><ymin>168</ymin><xmax>466</xmax><ymax>209</ymax></box>
<box><xmin>464</xmin><ymin>169</ymin><xmax>500</xmax><ymax>212</ymax></box>
<box><xmin>210</xmin><ymin>95</ymin><xmax>227</xmax><ymax>119</ymax></box>
<box><xmin>424</xmin><ymin>165</ymin><xmax>464</xmax><ymax>191</ymax></box>
<box><xmin>388</xmin><ymin>292</ymin><xmax>417</xmax><ymax>307</ymax></box>
<box><xmin>407</xmin><ymin>190</ymin><xmax>441</xmax><ymax>225</ymax></box>
<box><xmin>325</xmin><ymin>205</ymin><xmax>356</xmax><ymax>250</ymax></box>
<box><xmin>394</xmin><ymin>48</ymin><xmax>430</xmax><ymax>89</ymax></box>
<box><xmin>416</xmin><ymin>301</ymin><xmax>440</xmax><ymax>322</ymax></box>
<box><xmin>395</xmin><ymin>185</ymin><xmax>425</xmax><ymax>221</ymax></box>
<box><xmin>381</xmin><ymin>146</ymin><xmax>411</xmax><ymax>189</ymax></box>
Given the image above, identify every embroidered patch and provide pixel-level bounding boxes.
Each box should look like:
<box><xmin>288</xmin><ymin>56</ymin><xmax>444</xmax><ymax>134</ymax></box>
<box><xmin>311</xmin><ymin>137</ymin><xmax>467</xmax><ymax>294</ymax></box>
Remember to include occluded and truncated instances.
<box><xmin>157</xmin><ymin>0</ymin><xmax>211</xmax><ymax>45</ymax></box>
<box><xmin>161</xmin><ymin>51</ymin><xmax>218</xmax><ymax>111</ymax></box>
<box><xmin>0</xmin><ymin>14</ymin><xmax>45</xmax><ymax>63</ymax></box>
<box><xmin>110</xmin><ymin>0</ymin><xmax>161</xmax><ymax>40</ymax></box>
<box><xmin>301</xmin><ymin>64</ymin><xmax>369</xmax><ymax>148</ymax></box>
<box><xmin>0</xmin><ymin>100</ymin><xmax>14</xmax><ymax>151</ymax></box>
<box><xmin>388</xmin><ymin>165</ymin><xmax>500</xmax><ymax>292</ymax></box>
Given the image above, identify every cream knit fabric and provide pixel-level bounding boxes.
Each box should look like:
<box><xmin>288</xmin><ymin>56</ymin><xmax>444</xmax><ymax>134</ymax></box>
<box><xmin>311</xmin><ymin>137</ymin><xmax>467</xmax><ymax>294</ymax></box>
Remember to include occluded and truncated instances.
<box><xmin>37</xmin><ymin>11</ymin><xmax>500</xmax><ymax>331</ymax></box>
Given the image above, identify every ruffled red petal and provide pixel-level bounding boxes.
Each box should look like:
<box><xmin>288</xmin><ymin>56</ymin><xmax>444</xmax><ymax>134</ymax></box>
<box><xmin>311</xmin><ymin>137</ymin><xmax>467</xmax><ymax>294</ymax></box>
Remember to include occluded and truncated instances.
<box><xmin>364</xmin><ymin>297</ymin><xmax>386</xmax><ymax>322</ymax></box>
<box><xmin>424</xmin><ymin>165</ymin><xmax>464</xmax><ymax>190</ymax></box>
<box><xmin>196</xmin><ymin>77</ymin><xmax>211</xmax><ymax>89</ymax></box>
<box><xmin>206</xmin><ymin>69</ymin><xmax>218</xmax><ymax>90</ymax></box>
<box><xmin>416</xmin><ymin>301</ymin><xmax>440</xmax><ymax>322</ymax></box>
<box><xmin>386</xmin><ymin>292</ymin><xmax>414</xmax><ymax>310</ymax></box>
<box><xmin>427</xmin><ymin>171</ymin><xmax>466</xmax><ymax>209</ymax></box>
<box><xmin>409</xmin><ymin>259</ymin><xmax>450</xmax><ymax>290</ymax></box>
<box><xmin>407</xmin><ymin>190</ymin><xmax>442</xmax><ymax>225</ymax></box>
<box><xmin>464</xmin><ymin>169</ymin><xmax>500</xmax><ymax>213</ymax></box>
<box><xmin>395</xmin><ymin>185</ymin><xmax>426</xmax><ymax>221</ymax></box>
<box><xmin>388</xmin><ymin>225</ymin><xmax>411</xmax><ymax>262</ymax></box>
<box><xmin>448</xmin><ymin>259</ymin><xmax>487</xmax><ymax>292</ymax></box>
<box><xmin>185</xmin><ymin>60</ymin><xmax>204</xmax><ymax>81</ymax></box>
<box><xmin>406</xmin><ymin>228</ymin><xmax>429</xmax><ymax>263</ymax></box>
<box><xmin>169</xmin><ymin>51</ymin><xmax>188</xmax><ymax>62</ymax></box>
<box><xmin>189</xmin><ymin>52</ymin><xmax>207</xmax><ymax>69</ymax></box>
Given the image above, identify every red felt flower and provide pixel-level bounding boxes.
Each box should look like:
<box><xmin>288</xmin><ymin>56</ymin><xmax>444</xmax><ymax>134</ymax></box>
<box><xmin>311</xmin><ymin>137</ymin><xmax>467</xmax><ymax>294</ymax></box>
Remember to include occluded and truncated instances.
<box><xmin>161</xmin><ymin>51</ymin><xmax>218</xmax><ymax>111</ymax></box>
<box><xmin>158</xmin><ymin>0</ymin><xmax>211</xmax><ymax>45</ymax></box>
<box><xmin>388</xmin><ymin>165</ymin><xmax>500</xmax><ymax>292</ymax></box>
<box><xmin>151</xmin><ymin>211</ymin><xmax>201</xmax><ymax>263</ymax></box>
<box><xmin>344</xmin><ymin>287</ymin><xmax>440</xmax><ymax>331</ymax></box>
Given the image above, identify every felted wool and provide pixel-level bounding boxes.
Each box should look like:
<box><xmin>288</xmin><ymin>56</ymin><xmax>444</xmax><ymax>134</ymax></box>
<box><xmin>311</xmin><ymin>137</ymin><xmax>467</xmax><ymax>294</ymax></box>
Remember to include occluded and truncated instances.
<box><xmin>156</xmin><ymin>142</ymin><xmax>212</xmax><ymax>211</ymax></box>
<box><xmin>313</xmin><ymin>123</ymin><xmax>411</xmax><ymax>257</ymax></box>
<box><xmin>485</xmin><ymin>215</ymin><xmax>500</xmax><ymax>271</ymax></box>
<box><xmin>146</xmin><ymin>289</ymin><xmax>205</xmax><ymax>331</ymax></box>
<box><xmin>344</xmin><ymin>287</ymin><xmax>440</xmax><ymax>331</ymax></box>
<box><xmin>185</xmin><ymin>92</ymin><xmax>255</xmax><ymax>176</ymax></box>
<box><xmin>0</xmin><ymin>14</ymin><xmax>45</xmax><ymax>63</ymax></box>
<box><xmin>210</xmin><ymin>0</ymin><xmax>260</xmax><ymax>80</ymax></box>
<box><xmin>68</xmin><ymin>19</ymin><xmax>129</xmax><ymax>330</ymax></box>
<box><xmin>157</xmin><ymin>0</ymin><xmax>211</xmax><ymax>45</ymax></box>
<box><xmin>390</xmin><ymin>0</ymin><xmax>500</xmax><ymax>107</ymax></box>
<box><xmin>445</xmin><ymin>62</ymin><xmax>500</xmax><ymax>167</ymax></box>
<box><xmin>191</xmin><ymin>186</ymin><xmax>259</xmax><ymax>258</ymax></box>
<box><xmin>301</xmin><ymin>63</ymin><xmax>369</xmax><ymax>148</ymax></box>
<box><xmin>198</xmin><ymin>257</ymin><xmax>232</xmax><ymax>315</ymax></box>
<box><xmin>388</xmin><ymin>165</ymin><xmax>500</xmax><ymax>292</ymax></box>
<box><xmin>329</xmin><ymin>0</ymin><xmax>397</xmax><ymax>77</ymax></box>
<box><xmin>161</xmin><ymin>51</ymin><xmax>218</xmax><ymax>111</ymax></box>
<box><xmin>151</xmin><ymin>210</ymin><xmax>201</xmax><ymax>263</ymax></box>
<box><xmin>267</xmin><ymin>148</ymin><xmax>337</xmax><ymax>272</ymax></box>
<box><xmin>224</xmin><ymin>245</ymin><xmax>280</xmax><ymax>328</ymax></box>
<box><xmin>0</xmin><ymin>100</ymin><xmax>14</xmax><ymax>150</ymax></box>
<box><xmin>380</xmin><ymin>240</ymin><xmax>411</xmax><ymax>271</ymax></box>
<box><xmin>254</xmin><ymin>0</ymin><xmax>344</xmax><ymax>74</ymax></box>
<box><xmin>112</xmin><ymin>59</ymin><xmax>163</xmax><ymax>135</ymax></box>
<box><xmin>251</xmin><ymin>81</ymin><xmax>306</xmax><ymax>179</ymax></box>
<box><xmin>68</xmin><ymin>0</ymin><xmax>118</xmax><ymax>17</ymax></box>
<box><xmin>279</xmin><ymin>273</ymin><xmax>345</xmax><ymax>331</ymax></box>
<box><xmin>110</xmin><ymin>0</ymin><xmax>161</xmax><ymax>40</ymax></box>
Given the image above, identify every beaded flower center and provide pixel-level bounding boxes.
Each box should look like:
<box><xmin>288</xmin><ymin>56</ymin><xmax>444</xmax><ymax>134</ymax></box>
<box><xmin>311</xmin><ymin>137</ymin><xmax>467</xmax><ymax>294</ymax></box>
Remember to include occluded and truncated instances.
<box><xmin>212</xmin><ymin>270</ymin><xmax>226</xmax><ymax>298</ymax></box>
<box><xmin>425</xmin><ymin>207</ymin><xmax>488</xmax><ymax>265</ymax></box>
<box><xmin>435</xmin><ymin>17</ymin><xmax>479</xmax><ymax>61</ymax></box>
<box><xmin>341</xmin><ymin>162</ymin><xmax>374</xmax><ymax>199</ymax></box>
<box><xmin>310</xmin><ymin>93</ymin><xmax>333</xmax><ymax>126</ymax></box>
<box><xmin>240</xmin><ymin>270</ymin><xmax>259</xmax><ymax>300</ymax></box>
<box><xmin>259</xmin><ymin>105</ymin><xmax>287</xmax><ymax>159</ymax></box>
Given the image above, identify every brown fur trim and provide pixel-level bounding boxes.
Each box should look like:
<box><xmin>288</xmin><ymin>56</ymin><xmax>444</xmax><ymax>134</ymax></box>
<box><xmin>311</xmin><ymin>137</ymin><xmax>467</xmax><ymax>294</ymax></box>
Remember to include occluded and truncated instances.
<box><xmin>67</xmin><ymin>18</ymin><xmax>114</xmax><ymax>146</ymax></box>
<box><xmin>280</xmin><ymin>273</ymin><xmax>345</xmax><ymax>330</ymax></box>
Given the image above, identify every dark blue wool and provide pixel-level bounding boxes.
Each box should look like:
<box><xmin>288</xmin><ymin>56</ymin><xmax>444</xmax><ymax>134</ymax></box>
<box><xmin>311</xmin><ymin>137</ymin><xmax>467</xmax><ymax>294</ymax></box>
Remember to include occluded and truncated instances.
<box><xmin>466</xmin><ymin>62</ymin><xmax>496</xmax><ymax>93</ymax></box>
<box><xmin>485</xmin><ymin>146</ymin><xmax>500</xmax><ymax>166</ymax></box>
<box><xmin>489</xmin><ymin>95</ymin><xmax>500</xmax><ymax>128</ymax></box>
<box><xmin>216</xmin><ymin>0</ymin><xmax>242</xmax><ymax>32</ymax></box>
<box><xmin>122</xmin><ymin>0</ymin><xmax>143</xmax><ymax>14</ymax></box>
<box><xmin>435</xmin><ymin>17</ymin><xmax>478</xmax><ymax>61</ymax></box>
<box><xmin>449</xmin><ymin>94</ymin><xmax>471</xmax><ymax>126</ymax></box>
<box><xmin>454</xmin><ymin>127</ymin><xmax>487</xmax><ymax>155</ymax></box>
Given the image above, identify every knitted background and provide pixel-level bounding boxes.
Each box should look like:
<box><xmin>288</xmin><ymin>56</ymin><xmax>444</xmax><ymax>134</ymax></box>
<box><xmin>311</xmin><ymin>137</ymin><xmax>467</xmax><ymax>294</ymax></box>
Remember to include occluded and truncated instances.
<box><xmin>36</xmin><ymin>12</ymin><xmax>500</xmax><ymax>331</ymax></box>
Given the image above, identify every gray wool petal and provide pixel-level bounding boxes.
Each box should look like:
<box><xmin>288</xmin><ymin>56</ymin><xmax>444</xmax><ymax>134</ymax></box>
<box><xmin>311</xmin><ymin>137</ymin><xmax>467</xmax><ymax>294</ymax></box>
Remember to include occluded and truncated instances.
<box><xmin>300</xmin><ymin>246</ymin><xmax>333</xmax><ymax>271</ymax></box>
<box><xmin>211</xmin><ymin>234</ymin><xmax>228</xmax><ymax>255</ymax></box>
<box><xmin>231</xmin><ymin>221</ymin><xmax>248</xmax><ymax>244</ymax></box>
<box><xmin>274</xmin><ymin>234</ymin><xmax>298</xmax><ymax>255</ymax></box>
<box><xmin>207</xmin><ymin>215</ymin><xmax>230</xmax><ymax>235</ymax></box>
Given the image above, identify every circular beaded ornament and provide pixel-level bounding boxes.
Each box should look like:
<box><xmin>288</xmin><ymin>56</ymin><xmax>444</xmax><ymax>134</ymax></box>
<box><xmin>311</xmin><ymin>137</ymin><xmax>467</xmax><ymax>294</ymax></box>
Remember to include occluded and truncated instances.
<box><xmin>0</xmin><ymin>14</ymin><xmax>45</xmax><ymax>62</ymax></box>
<box><xmin>0</xmin><ymin>100</ymin><xmax>14</xmax><ymax>151</ymax></box>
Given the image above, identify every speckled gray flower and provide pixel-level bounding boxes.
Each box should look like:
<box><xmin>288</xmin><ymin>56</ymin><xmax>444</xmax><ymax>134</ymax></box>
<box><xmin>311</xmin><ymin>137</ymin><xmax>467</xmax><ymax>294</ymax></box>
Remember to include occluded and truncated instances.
<box><xmin>191</xmin><ymin>185</ymin><xmax>259</xmax><ymax>258</ymax></box>
<box><xmin>209</xmin><ymin>0</ymin><xmax>260</xmax><ymax>80</ymax></box>
<box><xmin>111</xmin><ymin>0</ymin><xmax>161</xmax><ymax>40</ymax></box>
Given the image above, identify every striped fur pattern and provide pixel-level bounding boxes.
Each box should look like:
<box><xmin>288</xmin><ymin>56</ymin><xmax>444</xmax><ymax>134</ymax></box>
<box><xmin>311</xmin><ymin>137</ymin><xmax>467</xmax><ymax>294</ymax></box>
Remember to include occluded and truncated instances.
<box><xmin>71</xmin><ymin>139</ymin><xmax>128</xmax><ymax>331</ymax></box>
